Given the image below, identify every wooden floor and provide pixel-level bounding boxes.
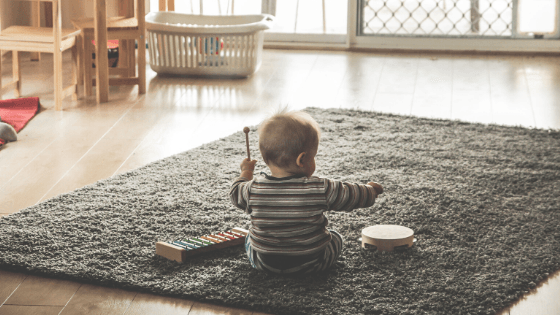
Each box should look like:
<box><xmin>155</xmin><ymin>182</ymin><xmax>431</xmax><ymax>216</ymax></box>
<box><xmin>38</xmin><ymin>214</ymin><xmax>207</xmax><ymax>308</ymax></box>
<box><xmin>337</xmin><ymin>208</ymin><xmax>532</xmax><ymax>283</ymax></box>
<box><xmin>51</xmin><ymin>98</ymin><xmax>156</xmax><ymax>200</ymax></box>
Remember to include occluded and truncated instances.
<box><xmin>0</xmin><ymin>49</ymin><xmax>559</xmax><ymax>315</ymax></box>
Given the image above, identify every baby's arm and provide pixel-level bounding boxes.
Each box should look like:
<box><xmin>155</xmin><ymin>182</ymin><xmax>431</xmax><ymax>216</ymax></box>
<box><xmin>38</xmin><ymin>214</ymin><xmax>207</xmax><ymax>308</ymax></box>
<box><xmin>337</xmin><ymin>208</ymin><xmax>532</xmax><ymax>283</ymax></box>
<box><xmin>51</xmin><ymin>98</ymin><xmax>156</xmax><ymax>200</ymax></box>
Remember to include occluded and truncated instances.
<box><xmin>229</xmin><ymin>158</ymin><xmax>257</xmax><ymax>214</ymax></box>
<box><xmin>325</xmin><ymin>179</ymin><xmax>383</xmax><ymax>212</ymax></box>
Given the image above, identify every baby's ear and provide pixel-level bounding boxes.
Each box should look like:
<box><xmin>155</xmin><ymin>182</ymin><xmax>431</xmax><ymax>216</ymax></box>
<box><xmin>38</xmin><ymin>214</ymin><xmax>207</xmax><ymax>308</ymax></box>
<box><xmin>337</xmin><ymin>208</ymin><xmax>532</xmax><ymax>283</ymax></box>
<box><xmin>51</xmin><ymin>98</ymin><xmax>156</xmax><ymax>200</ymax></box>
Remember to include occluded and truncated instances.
<box><xmin>295</xmin><ymin>152</ymin><xmax>306</xmax><ymax>167</ymax></box>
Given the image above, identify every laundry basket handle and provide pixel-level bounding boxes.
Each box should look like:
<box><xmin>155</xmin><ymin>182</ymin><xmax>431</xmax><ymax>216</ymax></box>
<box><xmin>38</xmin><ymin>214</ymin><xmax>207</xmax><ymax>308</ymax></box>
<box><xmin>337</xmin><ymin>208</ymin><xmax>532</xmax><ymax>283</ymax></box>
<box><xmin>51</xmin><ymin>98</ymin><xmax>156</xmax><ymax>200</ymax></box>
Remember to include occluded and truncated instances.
<box><xmin>145</xmin><ymin>12</ymin><xmax>275</xmax><ymax>34</ymax></box>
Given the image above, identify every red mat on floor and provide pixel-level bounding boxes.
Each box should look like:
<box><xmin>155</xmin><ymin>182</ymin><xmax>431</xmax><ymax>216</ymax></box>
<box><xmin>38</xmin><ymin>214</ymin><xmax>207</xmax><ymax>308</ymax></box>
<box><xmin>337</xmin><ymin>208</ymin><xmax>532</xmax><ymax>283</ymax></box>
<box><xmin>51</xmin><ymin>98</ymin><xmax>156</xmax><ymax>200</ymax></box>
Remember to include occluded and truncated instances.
<box><xmin>0</xmin><ymin>97</ymin><xmax>40</xmax><ymax>146</ymax></box>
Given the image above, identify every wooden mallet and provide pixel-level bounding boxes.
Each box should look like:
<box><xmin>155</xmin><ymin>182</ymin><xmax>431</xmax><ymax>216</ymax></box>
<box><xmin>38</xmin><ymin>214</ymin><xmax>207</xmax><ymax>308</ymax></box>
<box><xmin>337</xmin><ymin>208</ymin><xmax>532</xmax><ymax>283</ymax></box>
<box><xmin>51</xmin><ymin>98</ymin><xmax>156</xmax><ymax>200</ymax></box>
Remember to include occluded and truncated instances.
<box><xmin>243</xmin><ymin>127</ymin><xmax>251</xmax><ymax>160</ymax></box>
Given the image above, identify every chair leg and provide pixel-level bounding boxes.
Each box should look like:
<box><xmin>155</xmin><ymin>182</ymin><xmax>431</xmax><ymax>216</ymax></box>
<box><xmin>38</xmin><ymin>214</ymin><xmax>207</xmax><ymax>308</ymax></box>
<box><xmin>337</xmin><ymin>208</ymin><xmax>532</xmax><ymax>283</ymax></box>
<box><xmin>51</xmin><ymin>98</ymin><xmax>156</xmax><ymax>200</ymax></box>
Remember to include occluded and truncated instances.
<box><xmin>76</xmin><ymin>35</ymin><xmax>83</xmax><ymax>86</ymax></box>
<box><xmin>118</xmin><ymin>39</ymin><xmax>128</xmax><ymax>76</ymax></box>
<box><xmin>127</xmin><ymin>39</ymin><xmax>135</xmax><ymax>77</ymax></box>
<box><xmin>84</xmin><ymin>34</ymin><xmax>93</xmax><ymax>97</ymax></box>
<box><xmin>0</xmin><ymin>50</ymin><xmax>3</xmax><ymax>97</ymax></box>
<box><xmin>138</xmin><ymin>37</ymin><xmax>146</xmax><ymax>94</ymax></box>
<box><xmin>72</xmin><ymin>44</ymin><xmax>79</xmax><ymax>101</ymax></box>
<box><xmin>116</xmin><ymin>39</ymin><xmax>132</xmax><ymax>77</ymax></box>
<box><xmin>30</xmin><ymin>1</ymin><xmax>41</xmax><ymax>61</ymax></box>
<box><xmin>54</xmin><ymin>49</ymin><xmax>63</xmax><ymax>111</ymax></box>
<box><xmin>0</xmin><ymin>51</ymin><xmax>4</xmax><ymax>100</ymax></box>
<box><xmin>12</xmin><ymin>51</ymin><xmax>21</xmax><ymax>98</ymax></box>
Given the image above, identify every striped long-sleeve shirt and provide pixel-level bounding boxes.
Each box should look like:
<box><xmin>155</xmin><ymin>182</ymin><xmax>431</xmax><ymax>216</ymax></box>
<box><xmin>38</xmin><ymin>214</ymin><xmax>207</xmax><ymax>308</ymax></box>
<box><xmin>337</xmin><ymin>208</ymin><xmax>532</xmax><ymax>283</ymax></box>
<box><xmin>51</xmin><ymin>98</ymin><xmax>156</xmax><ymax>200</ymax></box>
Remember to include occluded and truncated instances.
<box><xmin>230</xmin><ymin>173</ymin><xmax>377</xmax><ymax>256</ymax></box>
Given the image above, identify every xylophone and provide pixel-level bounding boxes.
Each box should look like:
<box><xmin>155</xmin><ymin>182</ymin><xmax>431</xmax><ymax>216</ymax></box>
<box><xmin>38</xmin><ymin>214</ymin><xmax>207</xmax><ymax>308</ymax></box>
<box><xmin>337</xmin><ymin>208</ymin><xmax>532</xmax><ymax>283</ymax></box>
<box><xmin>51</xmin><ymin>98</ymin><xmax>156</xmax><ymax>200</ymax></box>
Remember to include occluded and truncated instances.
<box><xmin>156</xmin><ymin>227</ymin><xmax>249</xmax><ymax>263</ymax></box>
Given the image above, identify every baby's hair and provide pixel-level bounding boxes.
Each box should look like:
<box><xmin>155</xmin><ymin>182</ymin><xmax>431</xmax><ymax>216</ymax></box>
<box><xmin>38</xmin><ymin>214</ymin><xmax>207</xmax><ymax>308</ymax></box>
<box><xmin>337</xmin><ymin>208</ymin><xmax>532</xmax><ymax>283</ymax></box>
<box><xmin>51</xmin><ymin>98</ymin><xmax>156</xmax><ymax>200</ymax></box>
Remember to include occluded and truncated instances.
<box><xmin>258</xmin><ymin>108</ymin><xmax>321</xmax><ymax>168</ymax></box>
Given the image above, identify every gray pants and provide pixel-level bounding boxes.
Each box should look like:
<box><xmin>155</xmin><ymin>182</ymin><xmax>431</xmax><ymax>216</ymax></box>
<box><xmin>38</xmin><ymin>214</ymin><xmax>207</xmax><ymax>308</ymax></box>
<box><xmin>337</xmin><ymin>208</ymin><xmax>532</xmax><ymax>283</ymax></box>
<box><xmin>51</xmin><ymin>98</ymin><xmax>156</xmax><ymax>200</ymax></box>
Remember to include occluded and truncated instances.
<box><xmin>245</xmin><ymin>230</ymin><xmax>344</xmax><ymax>274</ymax></box>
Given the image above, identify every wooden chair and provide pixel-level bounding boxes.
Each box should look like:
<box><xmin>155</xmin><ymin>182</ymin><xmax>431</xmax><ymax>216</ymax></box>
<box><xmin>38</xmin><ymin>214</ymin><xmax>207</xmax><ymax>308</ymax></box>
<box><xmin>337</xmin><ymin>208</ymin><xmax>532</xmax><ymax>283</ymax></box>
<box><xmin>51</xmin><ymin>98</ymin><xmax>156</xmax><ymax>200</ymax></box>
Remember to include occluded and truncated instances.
<box><xmin>0</xmin><ymin>0</ymin><xmax>81</xmax><ymax>111</ymax></box>
<box><xmin>71</xmin><ymin>0</ymin><xmax>146</xmax><ymax>98</ymax></box>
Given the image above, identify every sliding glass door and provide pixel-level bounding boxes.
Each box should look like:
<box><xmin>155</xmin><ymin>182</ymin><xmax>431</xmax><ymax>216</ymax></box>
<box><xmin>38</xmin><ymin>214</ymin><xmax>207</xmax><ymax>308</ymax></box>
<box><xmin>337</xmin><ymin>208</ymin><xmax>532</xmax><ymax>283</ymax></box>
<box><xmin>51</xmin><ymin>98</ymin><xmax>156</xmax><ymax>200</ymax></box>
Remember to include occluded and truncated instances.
<box><xmin>149</xmin><ymin>0</ymin><xmax>560</xmax><ymax>52</ymax></box>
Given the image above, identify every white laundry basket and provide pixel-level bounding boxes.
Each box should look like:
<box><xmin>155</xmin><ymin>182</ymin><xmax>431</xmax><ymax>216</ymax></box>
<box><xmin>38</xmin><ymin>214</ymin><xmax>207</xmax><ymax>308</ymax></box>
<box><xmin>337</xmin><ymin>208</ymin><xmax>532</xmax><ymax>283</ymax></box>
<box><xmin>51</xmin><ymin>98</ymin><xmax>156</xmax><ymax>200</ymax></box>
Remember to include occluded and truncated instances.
<box><xmin>145</xmin><ymin>12</ymin><xmax>274</xmax><ymax>77</ymax></box>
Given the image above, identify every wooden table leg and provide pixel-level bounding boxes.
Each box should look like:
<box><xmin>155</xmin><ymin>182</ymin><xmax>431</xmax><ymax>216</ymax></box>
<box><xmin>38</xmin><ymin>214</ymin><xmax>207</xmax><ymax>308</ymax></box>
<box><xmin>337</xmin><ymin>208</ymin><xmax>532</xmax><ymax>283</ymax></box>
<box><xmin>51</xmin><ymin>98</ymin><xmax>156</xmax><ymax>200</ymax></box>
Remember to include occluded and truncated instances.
<box><xmin>71</xmin><ymin>40</ymin><xmax>78</xmax><ymax>100</ymax></box>
<box><xmin>138</xmin><ymin>0</ymin><xmax>146</xmax><ymax>94</ymax></box>
<box><xmin>53</xmin><ymin>0</ymin><xmax>63</xmax><ymax>110</ymax></box>
<box><xmin>0</xmin><ymin>51</ymin><xmax>3</xmax><ymax>95</ymax></box>
<box><xmin>138</xmin><ymin>36</ymin><xmax>146</xmax><ymax>94</ymax></box>
<box><xmin>84</xmin><ymin>32</ymin><xmax>93</xmax><ymax>96</ymax></box>
<box><xmin>12</xmin><ymin>51</ymin><xmax>21</xmax><ymax>98</ymax></box>
<box><xmin>30</xmin><ymin>1</ymin><xmax>41</xmax><ymax>61</ymax></box>
<box><xmin>118</xmin><ymin>0</ymin><xmax>135</xmax><ymax>78</ymax></box>
<box><xmin>94</xmin><ymin>0</ymin><xmax>109</xmax><ymax>103</ymax></box>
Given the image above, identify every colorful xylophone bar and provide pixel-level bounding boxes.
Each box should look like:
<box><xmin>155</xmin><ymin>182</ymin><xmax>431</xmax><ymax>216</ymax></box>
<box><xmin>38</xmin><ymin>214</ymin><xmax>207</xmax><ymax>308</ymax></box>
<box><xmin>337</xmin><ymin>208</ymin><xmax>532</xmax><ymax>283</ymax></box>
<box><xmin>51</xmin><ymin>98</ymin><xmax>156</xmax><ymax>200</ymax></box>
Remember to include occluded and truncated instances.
<box><xmin>155</xmin><ymin>227</ymin><xmax>249</xmax><ymax>263</ymax></box>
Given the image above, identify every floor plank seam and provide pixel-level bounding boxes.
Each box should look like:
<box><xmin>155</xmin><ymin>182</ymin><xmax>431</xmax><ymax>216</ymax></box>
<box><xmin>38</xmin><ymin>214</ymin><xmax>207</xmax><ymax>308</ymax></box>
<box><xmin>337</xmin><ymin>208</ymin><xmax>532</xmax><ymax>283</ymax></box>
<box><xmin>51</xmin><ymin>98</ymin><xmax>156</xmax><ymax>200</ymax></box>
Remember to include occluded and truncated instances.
<box><xmin>0</xmin><ymin>137</ymin><xmax>58</xmax><ymax>193</ymax></box>
<box><xmin>0</xmin><ymin>275</ymin><xmax>28</xmax><ymax>309</ymax></box>
<box><xmin>370</xmin><ymin>57</ymin><xmax>387</xmax><ymax>113</ymax></box>
<box><xmin>120</xmin><ymin>293</ymin><xmax>139</xmax><ymax>315</ymax></box>
<box><xmin>521</xmin><ymin>58</ymin><xmax>539</xmax><ymax>129</ymax></box>
<box><xmin>237</xmin><ymin>60</ymin><xmax>281</xmax><ymax>127</ymax></box>
<box><xmin>35</xmin><ymin>97</ymin><xmax>144</xmax><ymax>204</ymax></box>
<box><xmin>410</xmin><ymin>57</ymin><xmax>421</xmax><ymax>116</ymax></box>
<box><xmin>112</xmin><ymin>114</ymin><xmax>168</xmax><ymax>177</ymax></box>
<box><xmin>112</xmin><ymin>80</ymin><xmax>196</xmax><ymax>177</ymax></box>
<box><xmin>56</xmin><ymin>283</ymin><xmax>82</xmax><ymax>315</ymax></box>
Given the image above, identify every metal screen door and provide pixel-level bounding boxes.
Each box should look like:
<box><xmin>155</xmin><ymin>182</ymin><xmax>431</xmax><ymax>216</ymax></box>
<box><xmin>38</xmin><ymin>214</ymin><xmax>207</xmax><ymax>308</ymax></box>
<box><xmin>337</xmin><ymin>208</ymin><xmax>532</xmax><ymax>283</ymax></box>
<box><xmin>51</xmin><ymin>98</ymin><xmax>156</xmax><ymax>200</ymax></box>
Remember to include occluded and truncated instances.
<box><xmin>358</xmin><ymin>0</ymin><xmax>560</xmax><ymax>39</ymax></box>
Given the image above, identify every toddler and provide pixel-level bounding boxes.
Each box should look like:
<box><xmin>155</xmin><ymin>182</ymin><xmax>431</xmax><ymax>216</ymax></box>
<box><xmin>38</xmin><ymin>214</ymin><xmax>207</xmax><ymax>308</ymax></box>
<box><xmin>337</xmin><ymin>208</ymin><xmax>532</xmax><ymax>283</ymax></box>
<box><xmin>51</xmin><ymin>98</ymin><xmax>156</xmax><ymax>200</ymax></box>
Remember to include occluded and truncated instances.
<box><xmin>230</xmin><ymin>110</ymin><xmax>383</xmax><ymax>275</ymax></box>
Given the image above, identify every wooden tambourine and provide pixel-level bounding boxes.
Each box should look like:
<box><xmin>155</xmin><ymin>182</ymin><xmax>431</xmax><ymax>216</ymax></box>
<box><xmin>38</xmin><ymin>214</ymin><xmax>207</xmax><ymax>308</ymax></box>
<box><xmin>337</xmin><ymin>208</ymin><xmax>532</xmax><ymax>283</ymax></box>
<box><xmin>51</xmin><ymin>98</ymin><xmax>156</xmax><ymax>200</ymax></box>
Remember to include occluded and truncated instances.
<box><xmin>360</xmin><ymin>225</ymin><xmax>416</xmax><ymax>252</ymax></box>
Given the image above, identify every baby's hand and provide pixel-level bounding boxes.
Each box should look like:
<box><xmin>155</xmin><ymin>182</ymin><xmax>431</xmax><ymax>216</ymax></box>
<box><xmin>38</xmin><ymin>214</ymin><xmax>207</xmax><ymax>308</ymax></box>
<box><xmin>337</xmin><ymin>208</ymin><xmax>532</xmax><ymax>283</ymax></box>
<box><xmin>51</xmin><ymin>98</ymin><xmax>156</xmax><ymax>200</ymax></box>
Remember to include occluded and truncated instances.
<box><xmin>367</xmin><ymin>182</ymin><xmax>383</xmax><ymax>195</ymax></box>
<box><xmin>240</xmin><ymin>158</ymin><xmax>257</xmax><ymax>172</ymax></box>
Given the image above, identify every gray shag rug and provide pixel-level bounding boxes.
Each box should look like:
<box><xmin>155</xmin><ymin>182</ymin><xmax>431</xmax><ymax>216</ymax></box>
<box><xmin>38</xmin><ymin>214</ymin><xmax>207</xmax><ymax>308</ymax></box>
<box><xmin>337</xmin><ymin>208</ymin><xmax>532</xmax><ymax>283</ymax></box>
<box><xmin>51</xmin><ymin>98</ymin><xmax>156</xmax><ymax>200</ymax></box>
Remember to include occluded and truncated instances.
<box><xmin>1</xmin><ymin>107</ymin><xmax>559</xmax><ymax>315</ymax></box>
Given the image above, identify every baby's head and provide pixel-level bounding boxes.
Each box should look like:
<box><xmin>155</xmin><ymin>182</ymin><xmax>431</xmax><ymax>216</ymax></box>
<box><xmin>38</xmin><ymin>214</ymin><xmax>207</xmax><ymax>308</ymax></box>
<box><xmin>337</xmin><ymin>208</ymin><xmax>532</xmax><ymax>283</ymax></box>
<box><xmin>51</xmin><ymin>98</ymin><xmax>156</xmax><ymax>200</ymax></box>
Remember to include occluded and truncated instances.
<box><xmin>258</xmin><ymin>109</ymin><xmax>321</xmax><ymax>177</ymax></box>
